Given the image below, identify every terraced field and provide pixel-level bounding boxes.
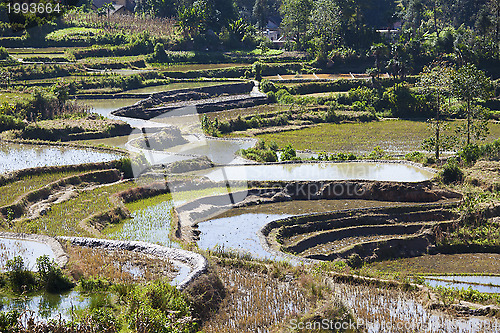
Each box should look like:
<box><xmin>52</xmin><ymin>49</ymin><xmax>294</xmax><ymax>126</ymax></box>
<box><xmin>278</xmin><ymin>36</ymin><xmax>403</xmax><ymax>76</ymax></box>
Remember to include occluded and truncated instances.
<box><xmin>266</xmin><ymin>203</ymin><xmax>460</xmax><ymax>261</ymax></box>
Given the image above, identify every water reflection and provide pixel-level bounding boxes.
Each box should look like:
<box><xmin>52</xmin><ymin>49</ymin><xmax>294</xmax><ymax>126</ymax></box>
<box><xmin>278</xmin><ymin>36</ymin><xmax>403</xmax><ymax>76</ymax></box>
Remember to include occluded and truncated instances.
<box><xmin>196</xmin><ymin>162</ymin><xmax>435</xmax><ymax>182</ymax></box>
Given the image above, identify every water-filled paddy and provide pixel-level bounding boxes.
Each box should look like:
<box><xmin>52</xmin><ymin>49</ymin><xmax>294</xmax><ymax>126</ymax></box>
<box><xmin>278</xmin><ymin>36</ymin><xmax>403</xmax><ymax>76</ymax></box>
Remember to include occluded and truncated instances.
<box><xmin>0</xmin><ymin>238</ymin><xmax>56</xmax><ymax>271</ymax></box>
<box><xmin>332</xmin><ymin>282</ymin><xmax>500</xmax><ymax>332</ymax></box>
<box><xmin>0</xmin><ymin>142</ymin><xmax>123</xmax><ymax>174</ymax></box>
<box><xmin>108</xmin><ymin>198</ymin><xmax>178</xmax><ymax>247</ymax></box>
<box><xmin>0</xmin><ymin>291</ymin><xmax>103</xmax><ymax>321</ymax></box>
<box><xmin>424</xmin><ymin>276</ymin><xmax>500</xmax><ymax>293</ymax></box>
<box><xmin>195</xmin><ymin>162</ymin><xmax>435</xmax><ymax>182</ymax></box>
<box><xmin>197</xmin><ymin>213</ymin><xmax>290</xmax><ymax>259</ymax></box>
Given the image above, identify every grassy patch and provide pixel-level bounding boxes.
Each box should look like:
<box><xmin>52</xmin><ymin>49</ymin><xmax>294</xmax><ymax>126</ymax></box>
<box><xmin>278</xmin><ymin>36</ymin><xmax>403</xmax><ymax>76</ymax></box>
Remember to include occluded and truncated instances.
<box><xmin>0</xmin><ymin>170</ymin><xmax>85</xmax><ymax>207</ymax></box>
<box><xmin>64</xmin><ymin>244</ymin><xmax>176</xmax><ymax>284</ymax></box>
<box><xmin>19</xmin><ymin>181</ymin><xmax>136</xmax><ymax>236</ymax></box>
<box><xmin>258</xmin><ymin>120</ymin><xmax>500</xmax><ymax>153</ymax></box>
<box><xmin>0</xmin><ymin>92</ymin><xmax>30</xmax><ymax>105</ymax></box>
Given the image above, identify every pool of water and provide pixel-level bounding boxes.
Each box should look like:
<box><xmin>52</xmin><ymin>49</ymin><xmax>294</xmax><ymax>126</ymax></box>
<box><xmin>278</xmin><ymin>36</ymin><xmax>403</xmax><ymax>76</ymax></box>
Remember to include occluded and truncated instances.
<box><xmin>0</xmin><ymin>142</ymin><xmax>123</xmax><ymax>174</ymax></box>
<box><xmin>195</xmin><ymin>162</ymin><xmax>435</xmax><ymax>182</ymax></box>
<box><xmin>0</xmin><ymin>238</ymin><xmax>56</xmax><ymax>271</ymax></box>
<box><xmin>424</xmin><ymin>276</ymin><xmax>500</xmax><ymax>293</ymax></box>
<box><xmin>197</xmin><ymin>213</ymin><xmax>290</xmax><ymax>259</ymax></box>
<box><xmin>0</xmin><ymin>291</ymin><xmax>108</xmax><ymax>321</ymax></box>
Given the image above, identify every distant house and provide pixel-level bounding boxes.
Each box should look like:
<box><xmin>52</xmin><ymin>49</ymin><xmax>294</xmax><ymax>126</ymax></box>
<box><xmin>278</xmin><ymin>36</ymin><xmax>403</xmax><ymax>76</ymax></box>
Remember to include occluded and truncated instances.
<box><xmin>376</xmin><ymin>21</ymin><xmax>402</xmax><ymax>42</ymax></box>
<box><xmin>92</xmin><ymin>0</ymin><xmax>135</xmax><ymax>14</ymax></box>
<box><xmin>262</xmin><ymin>18</ymin><xmax>286</xmax><ymax>47</ymax></box>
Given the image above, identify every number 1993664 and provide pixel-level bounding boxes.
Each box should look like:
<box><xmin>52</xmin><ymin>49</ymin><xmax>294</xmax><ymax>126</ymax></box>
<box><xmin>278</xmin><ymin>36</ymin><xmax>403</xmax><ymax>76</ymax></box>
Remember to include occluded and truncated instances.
<box><xmin>7</xmin><ymin>1</ymin><xmax>61</xmax><ymax>14</ymax></box>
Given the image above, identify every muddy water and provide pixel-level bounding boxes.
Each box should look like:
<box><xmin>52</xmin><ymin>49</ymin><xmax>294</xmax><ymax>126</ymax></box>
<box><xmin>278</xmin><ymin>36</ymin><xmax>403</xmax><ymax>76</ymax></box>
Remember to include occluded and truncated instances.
<box><xmin>0</xmin><ymin>238</ymin><xmax>56</xmax><ymax>271</ymax></box>
<box><xmin>195</xmin><ymin>162</ymin><xmax>435</xmax><ymax>182</ymax></box>
<box><xmin>0</xmin><ymin>142</ymin><xmax>122</xmax><ymax>174</ymax></box>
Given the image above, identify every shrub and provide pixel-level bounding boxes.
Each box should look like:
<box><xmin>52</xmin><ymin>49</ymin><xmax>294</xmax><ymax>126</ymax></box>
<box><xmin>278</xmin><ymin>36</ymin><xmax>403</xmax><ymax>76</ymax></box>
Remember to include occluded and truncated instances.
<box><xmin>36</xmin><ymin>255</ymin><xmax>73</xmax><ymax>293</ymax></box>
<box><xmin>346</xmin><ymin>254</ymin><xmax>363</xmax><ymax>268</ymax></box>
<box><xmin>0</xmin><ymin>47</ymin><xmax>9</xmax><ymax>60</ymax></box>
<box><xmin>260</xmin><ymin>79</ymin><xmax>277</xmax><ymax>93</ymax></box>
<box><xmin>440</xmin><ymin>157</ymin><xmax>464</xmax><ymax>184</ymax></box>
<box><xmin>281</xmin><ymin>144</ymin><xmax>297</xmax><ymax>161</ymax></box>
<box><xmin>5</xmin><ymin>256</ymin><xmax>37</xmax><ymax>292</ymax></box>
<box><xmin>127</xmin><ymin>281</ymin><xmax>197</xmax><ymax>333</ymax></box>
<box><xmin>405</xmin><ymin>151</ymin><xmax>427</xmax><ymax>163</ymax></box>
<box><xmin>459</xmin><ymin>144</ymin><xmax>481</xmax><ymax>165</ymax></box>
<box><xmin>0</xmin><ymin>114</ymin><xmax>24</xmax><ymax>132</ymax></box>
<box><xmin>80</xmin><ymin>276</ymin><xmax>111</xmax><ymax>292</ymax></box>
<box><xmin>367</xmin><ymin>146</ymin><xmax>386</xmax><ymax>159</ymax></box>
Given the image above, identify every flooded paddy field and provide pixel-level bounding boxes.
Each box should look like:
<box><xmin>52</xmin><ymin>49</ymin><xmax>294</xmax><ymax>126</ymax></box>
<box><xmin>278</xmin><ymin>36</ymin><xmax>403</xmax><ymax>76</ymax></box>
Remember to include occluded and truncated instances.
<box><xmin>0</xmin><ymin>142</ymin><xmax>123</xmax><ymax>174</ymax></box>
<box><xmin>194</xmin><ymin>161</ymin><xmax>435</xmax><ymax>182</ymax></box>
<box><xmin>366</xmin><ymin>253</ymin><xmax>500</xmax><ymax>275</ymax></box>
<box><xmin>329</xmin><ymin>281</ymin><xmax>500</xmax><ymax>332</ymax></box>
<box><xmin>0</xmin><ymin>237</ymin><xmax>56</xmax><ymax>271</ymax></box>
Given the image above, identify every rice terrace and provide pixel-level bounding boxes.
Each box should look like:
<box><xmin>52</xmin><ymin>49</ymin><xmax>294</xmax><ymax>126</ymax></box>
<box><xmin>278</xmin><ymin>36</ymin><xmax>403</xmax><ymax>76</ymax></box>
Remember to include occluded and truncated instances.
<box><xmin>0</xmin><ymin>0</ymin><xmax>499</xmax><ymax>332</ymax></box>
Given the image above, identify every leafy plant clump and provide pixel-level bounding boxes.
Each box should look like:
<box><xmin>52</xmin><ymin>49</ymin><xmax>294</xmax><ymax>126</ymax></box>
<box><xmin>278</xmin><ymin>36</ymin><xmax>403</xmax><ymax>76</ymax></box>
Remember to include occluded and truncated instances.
<box><xmin>3</xmin><ymin>255</ymin><xmax>73</xmax><ymax>293</ymax></box>
<box><xmin>239</xmin><ymin>139</ymin><xmax>278</xmax><ymax>162</ymax></box>
<box><xmin>440</xmin><ymin>157</ymin><xmax>464</xmax><ymax>184</ymax></box>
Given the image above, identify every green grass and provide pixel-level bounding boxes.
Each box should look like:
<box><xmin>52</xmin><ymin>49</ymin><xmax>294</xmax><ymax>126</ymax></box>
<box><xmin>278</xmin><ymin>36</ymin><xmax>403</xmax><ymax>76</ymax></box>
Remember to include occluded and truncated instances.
<box><xmin>0</xmin><ymin>170</ymin><xmax>85</xmax><ymax>207</ymax></box>
<box><xmin>0</xmin><ymin>92</ymin><xmax>29</xmax><ymax>105</ymax></box>
<box><xmin>45</xmin><ymin>28</ymin><xmax>103</xmax><ymax>42</ymax></box>
<box><xmin>257</xmin><ymin>120</ymin><xmax>500</xmax><ymax>153</ymax></box>
<box><xmin>24</xmin><ymin>181</ymin><xmax>135</xmax><ymax>236</ymax></box>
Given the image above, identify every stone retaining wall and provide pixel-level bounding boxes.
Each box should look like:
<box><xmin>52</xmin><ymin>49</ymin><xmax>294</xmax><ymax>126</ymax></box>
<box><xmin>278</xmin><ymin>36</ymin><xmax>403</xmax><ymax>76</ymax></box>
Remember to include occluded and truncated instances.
<box><xmin>58</xmin><ymin>237</ymin><xmax>208</xmax><ymax>290</ymax></box>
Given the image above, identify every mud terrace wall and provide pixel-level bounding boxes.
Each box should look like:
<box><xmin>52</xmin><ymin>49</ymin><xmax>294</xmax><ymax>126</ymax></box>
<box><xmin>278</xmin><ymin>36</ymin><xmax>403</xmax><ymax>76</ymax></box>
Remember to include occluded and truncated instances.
<box><xmin>58</xmin><ymin>237</ymin><xmax>208</xmax><ymax>290</ymax></box>
<box><xmin>0</xmin><ymin>232</ymin><xmax>68</xmax><ymax>267</ymax></box>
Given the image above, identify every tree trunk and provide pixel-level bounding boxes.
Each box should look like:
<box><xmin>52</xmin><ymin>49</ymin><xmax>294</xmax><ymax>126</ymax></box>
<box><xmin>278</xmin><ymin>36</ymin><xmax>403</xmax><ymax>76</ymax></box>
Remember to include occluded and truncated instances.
<box><xmin>467</xmin><ymin>100</ymin><xmax>471</xmax><ymax>146</ymax></box>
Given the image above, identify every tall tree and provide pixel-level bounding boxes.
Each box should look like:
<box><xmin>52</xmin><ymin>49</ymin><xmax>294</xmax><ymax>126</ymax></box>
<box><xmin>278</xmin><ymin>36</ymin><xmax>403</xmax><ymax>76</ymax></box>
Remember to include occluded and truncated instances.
<box><xmin>451</xmin><ymin>64</ymin><xmax>492</xmax><ymax>146</ymax></box>
<box><xmin>280</xmin><ymin>0</ymin><xmax>313</xmax><ymax>49</ymax></box>
<box><xmin>253</xmin><ymin>0</ymin><xmax>269</xmax><ymax>30</ymax></box>
<box><xmin>418</xmin><ymin>64</ymin><xmax>454</xmax><ymax>159</ymax></box>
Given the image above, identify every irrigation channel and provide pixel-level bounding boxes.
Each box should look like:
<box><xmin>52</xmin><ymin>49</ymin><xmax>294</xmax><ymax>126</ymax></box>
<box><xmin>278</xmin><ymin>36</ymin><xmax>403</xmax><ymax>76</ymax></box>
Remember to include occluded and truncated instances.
<box><xmin>1</xmin><ymin>81</ymin><xmax>498</xmax><ymax>331</ymax></box>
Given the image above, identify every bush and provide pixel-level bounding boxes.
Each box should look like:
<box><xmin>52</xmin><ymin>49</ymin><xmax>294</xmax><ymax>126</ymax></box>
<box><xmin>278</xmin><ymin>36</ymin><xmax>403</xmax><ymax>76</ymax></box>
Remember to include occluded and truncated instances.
<box><xmin>0</xmin><ymin>115</ymin><xmax>24</xmax><ymax>132</ymax></box>
<box><xmin>347</xmin><ymin>253</ymin><xmax>363</xmax><ymax>268</ymax></box>
<box><xmin>0</xmin><ymin>47</ymin><xmax>9</xmax><ymax>60</ymax></box>
<box><xmin>260</xmin><ymin>79</ymin><xmax>277</xmax><ymax>93</ymax></box>
<box><xmin>440</xmin><ymin>157</ymin><xmax>464</xmax><ymax>184</ymax></box>
<box><xmin>5</xmin><ymin>256</ymin><xmax>37</xmax><ymax>292</ymax></box>
<box><xmin>405</xmin><ymin>151</ymin><xmax>427</xmax><ymax>163</ymax></box>
<box><xmin>127</xmin><ymin>281</ymin><xmax>197</xmax><ymax>333</ymax></box>
<box><xmin>36</xmin><ymin>255</ymin><xmax>73</xmax><ymax>293</ymax></box>
<box><xmin>459</xmin><ymin>144</ymin><xmax>481</xmax><ymax>165</ymax></box>
<box><xmin>281</xmin><ymin>144</ymin><xmax>296</xmax><ymax>161</ymax></box>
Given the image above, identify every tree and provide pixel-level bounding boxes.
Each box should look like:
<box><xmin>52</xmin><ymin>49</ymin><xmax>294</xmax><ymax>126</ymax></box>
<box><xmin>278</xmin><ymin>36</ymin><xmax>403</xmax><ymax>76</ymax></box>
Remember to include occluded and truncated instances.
<box><xmin>308</xmin><ymin>0</ymin><xmax>341</xmax><ymax>62</ymax></box>
<box><xmin>418</xmin><ymin>63</ymin><xmax>454</xmax><ymax>159</ymax></box>
<box><xmin>253</xmin><ymin>0</ymin><xmax>268</xmax><ymax>30</ymax></box>
<box><xmin>280</xmin><ymin>0</ymin><xmax>313</xmax><ymax>50</ymax></box>
<box><xmin>451</xmin><ymin>64</ymin><xmax>492</xmax><ymax>146</ymax></box>
<box><xmin>370</xmin><ymin>43</ymin><xmax>389</xmax><ymax>78</ymax></box>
